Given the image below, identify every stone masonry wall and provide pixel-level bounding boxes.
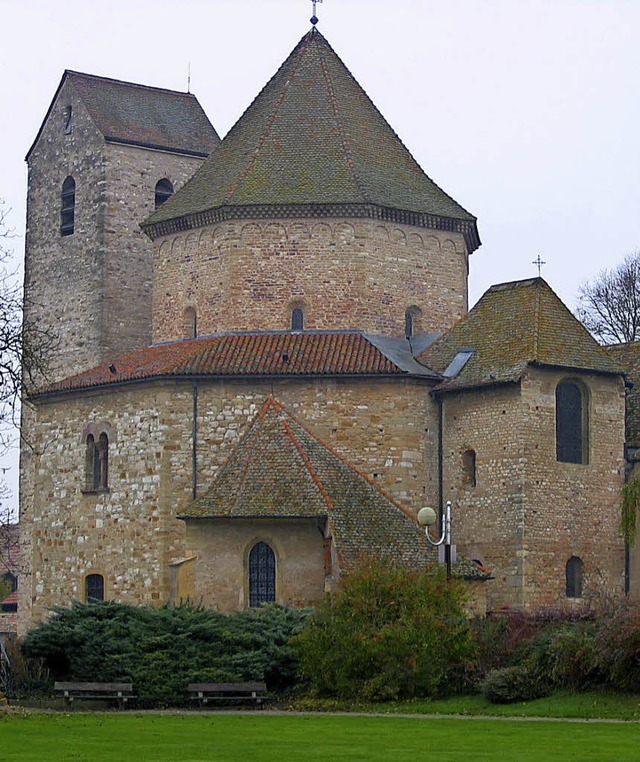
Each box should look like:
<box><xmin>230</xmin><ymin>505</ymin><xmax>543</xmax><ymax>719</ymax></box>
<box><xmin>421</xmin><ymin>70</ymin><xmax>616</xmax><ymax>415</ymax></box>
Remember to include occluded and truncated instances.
<box><xmin>25</xmin><ymin>81</ymin><xmax>107</xmax><ymax>382</ymax></box>
<box><xmin>102</xmin><ymin>143</ymin><xmax>206</xmax><ymax>361</ymax></box>
<box><xmin>24</xmin><ymin>78</ymin><xmax>207</xmax><ymax>382</ymax></box>
<box><xmin>442</xmin><ymin>368</ymin><xmax>626</xmax><ymax>612</ymax></box>
<box><xmin>152</xmin><ymin>220</ymin><xmax>469</xmax><ymax>341</ymax></box>
<box><xmin>185</xmin><ymin>519</ymin><xmax>325</xmax><ymax>611</ymax></box>
<box><xmin>20</xmin><ymin>376</ymin><xmax>436</xmax><ymax>632</ymax></box>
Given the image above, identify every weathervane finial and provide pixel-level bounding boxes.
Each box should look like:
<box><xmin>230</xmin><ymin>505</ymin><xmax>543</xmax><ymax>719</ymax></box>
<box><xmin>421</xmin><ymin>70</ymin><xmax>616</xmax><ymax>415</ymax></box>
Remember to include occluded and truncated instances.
<box><xmin>311</xmin><ymin>0</ymin><xmax>323</xmax><ymax>26</ymax></box>
<box><xmin>532</xmin><ymin>254</ymin><xmax>546</xmax><ymax>276</ymax></box>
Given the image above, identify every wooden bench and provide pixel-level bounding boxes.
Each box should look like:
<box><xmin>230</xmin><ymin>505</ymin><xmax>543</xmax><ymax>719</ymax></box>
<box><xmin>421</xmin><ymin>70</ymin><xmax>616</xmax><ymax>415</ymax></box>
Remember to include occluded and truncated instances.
<box><xmin>54</xmin><ymin>681</ymin><xmax>135</xmax><ymax>708</ymax></box>
<box><xmin>187</xmin><ymin>682</ymin><xmax>268</xmax><ymax>708</ymax></box>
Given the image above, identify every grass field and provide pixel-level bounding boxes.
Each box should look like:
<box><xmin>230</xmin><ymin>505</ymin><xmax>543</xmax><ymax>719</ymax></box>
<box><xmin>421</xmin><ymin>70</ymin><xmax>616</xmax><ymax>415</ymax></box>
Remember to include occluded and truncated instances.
<box><xmin>2</xmin><ymin>712</ymin><xmax>640</xmax><ymax>761</ymax></box>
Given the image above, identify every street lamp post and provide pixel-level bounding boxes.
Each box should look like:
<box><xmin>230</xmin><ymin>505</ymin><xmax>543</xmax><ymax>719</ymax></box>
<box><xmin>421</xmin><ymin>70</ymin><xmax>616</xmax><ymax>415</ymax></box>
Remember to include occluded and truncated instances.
<box><xmin>418</xmin><ymin>500</ymin><xmax>453</xmax><ymax>579</ymax></box>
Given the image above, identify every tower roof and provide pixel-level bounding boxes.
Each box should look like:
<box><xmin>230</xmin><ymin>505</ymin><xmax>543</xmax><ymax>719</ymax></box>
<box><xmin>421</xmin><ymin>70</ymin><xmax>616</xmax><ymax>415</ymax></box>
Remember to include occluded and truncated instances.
<box><xmin>27</xmin><ymin>71</ymin><xmax>220</xmax><ymax>160</ymax></box>
<box><xmin>420</xmin><ymin>278</ymin><xmax>623</xmax><ymax>392</ymax></box>
<box><xmin>143</xmin><ymin>28</ymin><xmax>479</xmax><ymax>251</ymax></box>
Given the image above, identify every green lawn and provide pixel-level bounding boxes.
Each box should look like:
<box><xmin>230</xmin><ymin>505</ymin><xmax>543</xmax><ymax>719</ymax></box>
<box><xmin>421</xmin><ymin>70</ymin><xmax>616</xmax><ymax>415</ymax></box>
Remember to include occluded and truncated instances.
<box><xmin>2</xmin><ymin>712</ymin><xmax>640</xmax><ymax>761</ymax></box>
<box><xmin>293</xmin><ymin>690</ymin><xmax>640</xmax><ymax>721</ymax></box>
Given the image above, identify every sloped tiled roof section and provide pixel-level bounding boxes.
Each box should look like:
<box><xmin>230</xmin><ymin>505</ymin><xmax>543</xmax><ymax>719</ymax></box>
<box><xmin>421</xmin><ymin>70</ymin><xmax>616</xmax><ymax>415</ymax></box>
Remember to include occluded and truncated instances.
<box><xmin>182</xmin><ymin>398</ymin><xmax>433</xmax><ymax>571</ymax></box>
<box><xmin>420</xmin><ymin>278</ymin><xmax>623</xmax><ymax>393</ymax></box>
<box><xmin>143</xmin><ymin>28</ymin><xmax>479</xmax><ymax>251</ymax></box>
<box><xmin>32</xmin><ymin>331</ymin><xmax>440</xmax><ymax>397</ymax></box>
<box><xmin>607</xmin><ymin>342</ymin><xmax>640</xmax><ymax>447</ymax></box>
<box><xmin>27</xmin><ymin>71</ymin><xmax>220</xmax><ymax>159</ymax></box>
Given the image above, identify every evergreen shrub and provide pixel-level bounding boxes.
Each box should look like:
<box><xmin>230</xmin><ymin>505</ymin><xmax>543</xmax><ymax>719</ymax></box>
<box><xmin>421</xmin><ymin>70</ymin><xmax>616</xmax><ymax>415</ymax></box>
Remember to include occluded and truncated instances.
<box><xmin>292</xmin><ymin>558</ymin><xmax>475</xmax><ymax>701</ymax></box>
<box><xmin>23</xmin><ymin>602</ymin><xmax>309</xmax><ymax>706</ymax></box>
<box><xmin>481</xmin><ymin>665</ymin><xmax>550</xmax><ymax>704</ymax></box>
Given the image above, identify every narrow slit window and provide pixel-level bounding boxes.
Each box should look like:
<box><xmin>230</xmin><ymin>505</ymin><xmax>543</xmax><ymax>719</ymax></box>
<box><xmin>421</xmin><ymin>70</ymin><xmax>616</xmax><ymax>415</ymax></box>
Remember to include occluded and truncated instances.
<box><xmin>462</xmin><ymin>449</ymin><xmax>476</xmax><ymax>487</ymax></box>
<box><xmin>61</xmin><ymin>176</ymin><xmax>76</xmax><ymax>236</ymax></box>
<box><xmin>566</xmin><ymin>556</ymin><xmax>583</xmax><ymax>598</ymax></box>
<box><xmin>291</xmin><ymin>307</ymin><xmax>304</xmax><ymax>331</ymax></box>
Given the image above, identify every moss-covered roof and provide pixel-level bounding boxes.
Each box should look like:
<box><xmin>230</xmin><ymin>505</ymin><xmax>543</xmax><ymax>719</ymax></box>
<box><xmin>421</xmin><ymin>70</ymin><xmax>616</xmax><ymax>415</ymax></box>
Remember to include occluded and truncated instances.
<box><xmin>143</xmin><ymin>28</ymin><xmax>479</xmax><ymax>250</ymax></box>
<box><xmin>607</xmin><ymin>342</ymin><xmax>640</xmax><ymax>447</ymax></box>
<box><xmin>28</xmin><ymin>71</ymin><xmax>220</xmax><ymax>160</ymax></box>
<box><xmin>181</xmin><ymin>397</ymin><xmax>434</xmax><ymax>572</ymax></box>
<box><xmin>420</xmin><ymin>278</ymin><xmax>623</xmax><ymax>393</ymax></box>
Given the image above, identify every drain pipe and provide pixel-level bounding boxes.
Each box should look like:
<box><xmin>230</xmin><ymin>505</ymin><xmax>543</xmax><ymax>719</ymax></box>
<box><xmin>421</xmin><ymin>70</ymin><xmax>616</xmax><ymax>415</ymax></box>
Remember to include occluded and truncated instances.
<box><xmin>192</xmin><ymin>381</ymin><xmax>198</xmax><ymax>499</ymax></box>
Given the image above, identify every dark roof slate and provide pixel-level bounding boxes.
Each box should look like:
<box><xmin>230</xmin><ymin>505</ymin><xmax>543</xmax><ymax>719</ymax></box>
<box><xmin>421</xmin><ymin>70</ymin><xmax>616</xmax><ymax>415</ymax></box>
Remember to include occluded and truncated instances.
<box><xmin>143</xmin><ymin>28</ymin><xmax>479</xmax><ymax>250</ymax></box>
<box><xmin>607</xmin><ymin>342</ymin><xmax>640</xmax><ymax>447</ymax></box>
<box><xmin>182</xmin><ymin>398</ymin><xmax>433</xmax><ymax>571</ymax></box>
<box><xmin>32</xmin><ymin>331</ymin><xmax>439</xmax><ymax>397</ymax></box>
<box><xmin>420</xmin><ymin>278</ymin><xmax>623</xmax><ymax>393</ymax></box>
<box><xmin>28</xmin><ymin>71</ymin><xmax>220</xmax><ymax>159</ymax></box>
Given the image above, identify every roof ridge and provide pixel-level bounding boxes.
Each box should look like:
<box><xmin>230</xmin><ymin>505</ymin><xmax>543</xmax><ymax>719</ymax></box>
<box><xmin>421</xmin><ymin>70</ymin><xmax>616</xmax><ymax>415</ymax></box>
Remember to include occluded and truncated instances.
<box><xmin>270</xmin><ymin>398</ymin><xmax>418</xmax><ymax>523</ymax></box>
<box><xmin>65</xmin><ymin>69</ymin><xmax>194</xmax><ymax>98</ymax></box>
<box><xmin>532</xmin><ymin>279</ymin><xmax>542</xmax><ymax>359</ymax></box>
<box><xmin>222</xmin><ymin>34</ymin><xmax>307</xmax><ymax>206</ymax></box>
<box><xmin>316</xmin><ymin>31</ymin><xmax>370</xmax><ymax>203</ymax></box>
<box><xmin>280</xmin><ymin>416</ymin><xmax>335</xmax><ymax>511</ymax></box>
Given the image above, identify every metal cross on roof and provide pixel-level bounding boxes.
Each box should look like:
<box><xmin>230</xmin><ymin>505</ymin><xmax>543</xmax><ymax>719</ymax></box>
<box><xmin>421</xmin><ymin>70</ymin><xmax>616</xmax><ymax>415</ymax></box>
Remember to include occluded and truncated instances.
<box><xmin>311</xmin><ymin>0</ymin><xmax>323</xmax><ymax>26</ymax></box>
<box><xmin>532</xmin><ymin>254</ymin><xmax>546</xmax><ymax>276</ymax></box>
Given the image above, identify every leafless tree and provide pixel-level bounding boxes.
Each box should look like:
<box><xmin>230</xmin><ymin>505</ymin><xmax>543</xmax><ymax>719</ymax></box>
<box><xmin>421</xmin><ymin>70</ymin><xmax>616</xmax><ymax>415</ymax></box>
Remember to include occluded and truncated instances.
<box><xmin>576</xmin><ymin>252</ymin><xmax>640</xmax><ymax>344</ymax></box>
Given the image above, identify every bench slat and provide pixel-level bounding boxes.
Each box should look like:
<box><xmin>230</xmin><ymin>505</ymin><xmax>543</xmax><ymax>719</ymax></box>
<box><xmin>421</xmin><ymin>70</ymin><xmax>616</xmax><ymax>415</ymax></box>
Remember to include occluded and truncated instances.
<box><xmin>55</xmin><ymin>682</ymin><xmax>133</xmax><ymax>692</ymax></box>
<box><xmin>187</xmin><ymin>682</ymin><xmax>266</xmax><ymax>693</ymax></box>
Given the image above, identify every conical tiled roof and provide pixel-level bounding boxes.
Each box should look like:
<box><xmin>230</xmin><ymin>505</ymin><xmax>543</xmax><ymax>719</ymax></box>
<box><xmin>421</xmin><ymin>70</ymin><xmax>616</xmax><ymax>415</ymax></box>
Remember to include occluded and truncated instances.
<box><xmin>143</xmin><ymin>28</ymin><xmax>479</xmax><ymax>251</ymax></box>
<box><xmin>181</xmin><ymin>398</ymin><xmax>433</xmax><ymax>571</ymax></box>
<box><xmin>420</xmin><ymin>278</ymin><xmax>623</xmax><ymax>392</ymax></box>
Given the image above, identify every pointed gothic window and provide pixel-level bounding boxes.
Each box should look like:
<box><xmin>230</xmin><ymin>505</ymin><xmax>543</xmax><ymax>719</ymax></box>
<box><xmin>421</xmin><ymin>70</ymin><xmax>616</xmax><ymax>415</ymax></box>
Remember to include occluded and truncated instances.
<box><xmin>155</xmin><ymin>178</ymin><xmax>174</xmax><ymax>209</ymax></box>
<box><xmin>61</xmin><ymin>176</ymin><xmax>76</xmax><ymax>236</ymax></box>
<box><xmin>556</xmin><ymin>381</ymin><xmax>588</xmax><ymax>464</ymax></box>
<box><xmin>85</xmin><ymin>573</ymin><xmax>105</xmax><ymax>602</ymax></box>
<box><xmin>249</xmin><ymin>541</ymin><xmax>276</xmax><ymax>607</ymax></box>
<box><xmin>291</xmin><ymin>307</ymin><xmax>304</xmax><ymax>331</ymax></box>
<box><xmin>566</xmin><ymin>556</ymin><xmax>583</xmax><ymax>598</ymax></box>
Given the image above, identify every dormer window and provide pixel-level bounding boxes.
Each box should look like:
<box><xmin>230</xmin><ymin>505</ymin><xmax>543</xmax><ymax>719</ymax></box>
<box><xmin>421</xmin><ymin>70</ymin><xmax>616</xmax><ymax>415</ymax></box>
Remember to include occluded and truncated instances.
<box><xmin>61</xmin><ymin>176</ymin><xmax>76</xmax><ymax>236</ymax></box>
<box><xmin>155</xmin><ymin>179</ymin><xmax>174</xmax><ymax>209</ymax></box>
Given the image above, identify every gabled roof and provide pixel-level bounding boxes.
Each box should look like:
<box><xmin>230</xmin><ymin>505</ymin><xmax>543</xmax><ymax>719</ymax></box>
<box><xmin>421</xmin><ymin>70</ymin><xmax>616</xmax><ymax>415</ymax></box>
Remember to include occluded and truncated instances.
<box><xmin>143</xmin><ymin>28</ymin><xmax>479</xmax><ymax>252</ymax></box>
<box><xmin>607</xmin><ymin>342</ymin><xmax>640</xmax><ymax>447</ymax></box>
<box><xmin>27</xmin><ymin>71</ymin><xmax>220</xmax><ymax>160</ymax></box>
<box><xmin>31</xmin><ymin>330</ymin><xmax>440</xmax><ymax>398</ymax></box>
<box><xmin>420</xmin><ymin>278</ymin><xmax>623</xmax><ymax>393</ymax></box>
<box><xmin>181</xmin><ymin>398</ymin><xmax>432</xmax><ymax>571</ymax></box>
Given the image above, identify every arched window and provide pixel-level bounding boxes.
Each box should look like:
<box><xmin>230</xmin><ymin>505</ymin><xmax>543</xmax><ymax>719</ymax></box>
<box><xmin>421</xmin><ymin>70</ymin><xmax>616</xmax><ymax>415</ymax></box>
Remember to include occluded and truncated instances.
<box><xmin>86</xmin><ymin>432</ymin><xmax>108</xmax><ymax>491</ymax></box>
<box><xmin>184</xmin><ymin>306</ymin><xmax>197</xmax><ymax>339</ymax></box>
<box><xmin>61</xmin><ymin>176</ymin><xmax>76</xmax><ymax>236</ymax></box>
<box><xmin>155</xmin><ymin>178</ymin><xmax>174</xmax><ymax>209</ymax></box>
<box><xmin>556</xmin><ymin>381</ymin><xmax>588</xmax><ymax>464</ymax></box>
<box><xmin>249</xmin><ymin>541</ymin><xmax>276</xmax><ymax>607</ymax></box>
<box><xmin>462</xmin><ymin>449</ymin><xmax>477</xmax><ymax>487</ymax></box>
<box><xmin>291</xmin><ymin>307</ymin><xmax>304</xmax><ymax>331</ymax></box>
<box><xmin>566</xmin><ymin>556</ymin><xmax>584</xmax><ymax>598</ymax></box>
<box><xmin>86</xmin><ymin>573</ymin><xmax>105</xmax><ymax>602</ymax></box>
<box><xmin>405</xmin><ymin>306</ymin><xmax>422</xmax><ymax>338</ymax></box>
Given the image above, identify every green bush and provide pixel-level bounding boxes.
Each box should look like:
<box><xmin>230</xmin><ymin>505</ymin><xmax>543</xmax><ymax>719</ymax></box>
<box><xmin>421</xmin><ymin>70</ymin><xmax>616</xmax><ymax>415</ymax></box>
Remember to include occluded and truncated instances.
<box><xmin>23</xmin><ymin>602</ymin><xmax>309</xmax><ymax>706</ymax></box>
<box><xmin>481</xmin><ymin>665</ymin><xmax>550</xmax><ymax>704</ymax></box>
<box><xmin>292</xmin><ymin>558</ymin><xmax>476</xmax><ymax>701</ymax></box>
<box><xmin>596</xmin><ymin>602</ymin><xmax>640</xmax><ymax>693</ymax></box>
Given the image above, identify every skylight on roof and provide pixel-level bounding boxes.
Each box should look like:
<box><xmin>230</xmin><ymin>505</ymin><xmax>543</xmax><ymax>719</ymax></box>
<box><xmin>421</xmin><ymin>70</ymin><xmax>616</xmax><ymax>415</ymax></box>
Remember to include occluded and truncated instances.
<box><xmin>444</xmin><ymin>349</ymin><xmax>475</xmax><ymax>378</ymax></box>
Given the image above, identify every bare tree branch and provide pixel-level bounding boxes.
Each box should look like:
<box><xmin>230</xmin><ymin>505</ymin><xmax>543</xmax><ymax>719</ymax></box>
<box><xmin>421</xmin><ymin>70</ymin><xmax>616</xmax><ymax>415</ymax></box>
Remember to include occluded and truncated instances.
<box><xmin>576</xmin><ymin>251</ymin><xmax>640</xmax><ymax>344</ymax></box>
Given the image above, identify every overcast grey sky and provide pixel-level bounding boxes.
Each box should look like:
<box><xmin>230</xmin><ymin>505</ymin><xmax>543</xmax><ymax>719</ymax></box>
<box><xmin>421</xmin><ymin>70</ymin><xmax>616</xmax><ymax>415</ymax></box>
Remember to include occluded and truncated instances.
<box><xmin>1</xmin><ymin>0</ymin><xmax>640</xmax><ymax>510</ymax></box>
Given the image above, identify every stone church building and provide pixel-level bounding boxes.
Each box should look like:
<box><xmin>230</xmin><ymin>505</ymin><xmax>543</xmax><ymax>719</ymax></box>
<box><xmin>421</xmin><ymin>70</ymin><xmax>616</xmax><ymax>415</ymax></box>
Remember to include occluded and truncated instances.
<box><xmin>17</xmin><ymin>26</ymin><xmax>631</xmax><ymax>635</ymax></box>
